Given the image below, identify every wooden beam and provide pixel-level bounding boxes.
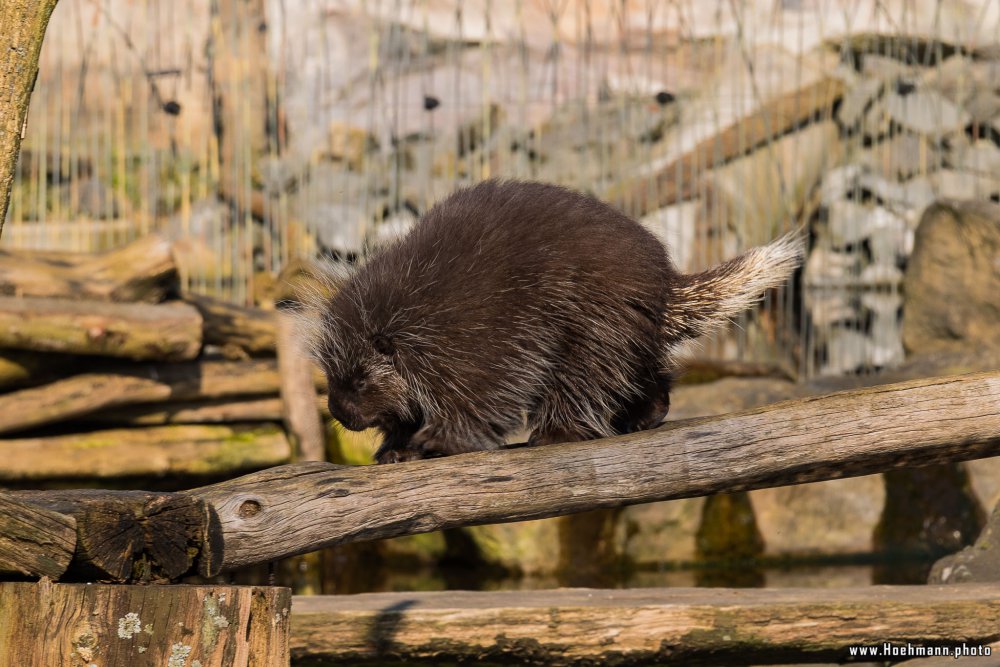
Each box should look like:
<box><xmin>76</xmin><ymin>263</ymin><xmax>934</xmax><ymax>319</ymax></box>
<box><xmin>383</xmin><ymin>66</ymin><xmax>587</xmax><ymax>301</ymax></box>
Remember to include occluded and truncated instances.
<box><xmin>0</xmin><ymin>235</ymin><xmax>178</xmax><ymax>303</ymax></box>
<box><xmin>606</xmin><ymin>76</ymin><xmax>844</xmax><ymax>216</ymax></box>
<box><xmin>0</xmin><ymin>494</ymin><xmax>75</xmax><ymax>580</ymax></box>
<box><xmin>0</xmin><ymin>582</ymin><xmax>290</xmax><ymax>667</ymax></box>
<box><xmin>10</xmin><ymin>490</ymin><xmax>221</xmax><ymax>581</ymax></box>
<box><xmin>193</xmin><ymin>371</ymin><xmax>1000</xmax><ymax>571</ymax></box>
<box><xmin>0</xmin><ymin>359</ymin><xmax>285</xmax><ymax>434</ymax></box>
<box><xmin>0</xmin><ymin>297</ymin><xmax>202</xmax><ymax>361</ymax></box>
<box><xmin>0</xmin><ymin>423</ymin><xmax>291</xmax><ymax>481</ymax></box>
<box><xmin>290</xmin><ymin>586</ymin><xmax>1000</xmax><ymax>665</ymax></box>
<box><xmin>84</xmin><ymin>396</ymin><xmax>286</xmax><ymax>426</ymax></box>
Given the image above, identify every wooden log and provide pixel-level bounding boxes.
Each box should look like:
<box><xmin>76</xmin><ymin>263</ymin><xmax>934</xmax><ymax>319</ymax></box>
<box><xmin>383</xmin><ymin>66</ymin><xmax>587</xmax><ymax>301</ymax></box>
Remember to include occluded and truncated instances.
<box><xmin>0</xmin><ymin>359</ymin><xmax>284</xmax><ymax>434</ymax></box>
<box><xmin>0</xmin><ymin>296</ymin><xmax>202</xmax><ymax>361</ymax></box>
<box><xmin>606</xmin><ymin>77</ymin><xmax>844</xmax><ymax>216</ymax></box>
<box><xmin>192</xmin><ymin>371</ymin><xmax>1000</xmax><ymax>571</ymax></box>
<box><xmin>185</xmin><ymin>293</ymin><xmax>277</xmax><ymax>358</ymax></box>
<box><xmin>0</xmin><ymin>494</ymin><xmax>76</xmax><ymax>580</ymax></box>
<box><xmin>277</xmin><ymin>313</ymin><xmax>326</xmax><ymax>461</ymax></box>
<box><xmin>0</xmin><ymin>423</ymin><xmax>291</xmax><ymax>481</ymax></box>
<box><xmin>84</xmin><ymin>396</ymin><xmax>286</xmax><ymax>426</ymax></box>
<box><xmin>0</xmin><ymin>582</ymin><xmax>290</xmax><ymax>667</ymax></box>
<box><xmin>11</xmin><ymin>490</ymin><xmax>219</xmax><ymax>581</ymax></box>
<box><xmin>0</xmin><ymin>234</ymin><xmax>178</xmax><ymax>303</ymax></box>
<box><xmin>290</xmin><ymin>585</ymin><xmax>1000</xmax><ymax>665</ymax></box>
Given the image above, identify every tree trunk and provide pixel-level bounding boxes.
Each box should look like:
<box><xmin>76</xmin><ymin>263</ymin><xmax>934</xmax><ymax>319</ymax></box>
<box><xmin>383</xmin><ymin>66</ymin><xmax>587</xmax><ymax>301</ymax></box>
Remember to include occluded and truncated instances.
<box><xmin>0</xmin><ymin>423</ymin><xmax>290</xmax><ymax>481</ymax></box>
<box><xmin>0</xmin><ymin>494</ymin><xmax>75</xmax><ymax>580</ymax></box>
<box><xmin>0</xmin><ymin>234</ymin><xmax>179</xmax><ymax>302</ymax></box>
<box><xmin>277</xmin><ymin>313</ymin><xmax>326</xmax><ymax>461</ymax></box>
<box><xmin>0</xmin><ymin>359</ymin><xmax>293</xmax><ymax>434</ymax></box>
<box><xmin>0</xmin><ymin>296</ymin><xmax>202</xmax><ymax>361</ymax></box>
<box><xmin>0</xmin><ymin>0</ymin><xmax>59</xmax><ymax>237</ymax></box>
<box><xmin>10</xmin><ymin>490</ymin><xmax>217</xmax><ymax>582</ymax></box>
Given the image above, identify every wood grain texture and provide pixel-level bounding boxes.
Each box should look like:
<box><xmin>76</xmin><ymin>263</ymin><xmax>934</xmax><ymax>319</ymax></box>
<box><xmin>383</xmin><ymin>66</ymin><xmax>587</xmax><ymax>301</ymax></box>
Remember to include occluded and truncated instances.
<box><xmin>11</xmin><ymin>490</ymin><xmax>218</xmax><ymax>582</ymax></box>
<box><xmin>290</xmin><ymin>586</ymin><xmax>1000</xmax><ymax>665</ymax></box>
<box><xmin>0</xmin><ymin>494</ymin><xmax>76</xmax><ymax>579</ymax></box>
<box><xmin>0</xmin><ymin>423</ymin><xmax>291</xmax><ymax>480</ymax></box>
<box><xmin>0</xmin><ymin>359</ymin><xmax>285</xmax><ymax>434</ymax></box>
<box><xmin>84</xmin><ymin>396</ymin><xmax>286</xmax><ymax>426</ymax></box>
<box><xmin>0</xmin><ymin>235</ymin><xmax>178</xmax><ymax>302</ymax></box>
<box><xmin>193</xmin><ymin>371</ymin><xmax>1000</xmax><ymax>570</ymax></box>
<box><xmin>0</xmin><ymin>582</ymin><xmax>290</xmax><ymax>667</ymax></box>
<box><xmin>0</xmin><ymin>296</ymin><xmax>202</xmax><ymax>361</ymax></box>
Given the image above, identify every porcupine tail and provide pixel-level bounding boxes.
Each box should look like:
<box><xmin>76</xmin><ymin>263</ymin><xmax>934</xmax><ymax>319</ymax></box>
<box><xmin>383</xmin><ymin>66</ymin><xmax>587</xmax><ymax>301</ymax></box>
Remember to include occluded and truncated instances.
<box><xmin>661</xmin><ymin>231</ymin><xmax>806</xmax><ymax>342</ymax></box>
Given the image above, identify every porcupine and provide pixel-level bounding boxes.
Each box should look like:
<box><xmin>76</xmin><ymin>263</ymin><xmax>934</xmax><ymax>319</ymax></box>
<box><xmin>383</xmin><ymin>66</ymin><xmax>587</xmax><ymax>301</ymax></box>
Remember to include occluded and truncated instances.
<box><xmin>301</xmin><ymin>179</ymin><xmax>803</xmax><ymax>463</ymax></box>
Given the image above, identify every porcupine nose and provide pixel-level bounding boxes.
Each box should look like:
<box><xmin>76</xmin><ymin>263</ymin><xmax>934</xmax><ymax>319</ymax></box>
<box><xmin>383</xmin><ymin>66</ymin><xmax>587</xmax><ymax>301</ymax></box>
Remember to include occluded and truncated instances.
<box><xmin>327</xmin><ymin>394</ymin><xmax>366</xmax><ymax>431</ymax></box>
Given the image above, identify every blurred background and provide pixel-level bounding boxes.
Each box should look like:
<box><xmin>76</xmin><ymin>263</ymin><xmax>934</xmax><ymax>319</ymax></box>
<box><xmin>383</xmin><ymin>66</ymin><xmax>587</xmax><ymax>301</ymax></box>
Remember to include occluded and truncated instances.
<box><xmin>2</xmin><ymin>0</ymin><xmax>1000</xmax><ymax>594</ymax></box>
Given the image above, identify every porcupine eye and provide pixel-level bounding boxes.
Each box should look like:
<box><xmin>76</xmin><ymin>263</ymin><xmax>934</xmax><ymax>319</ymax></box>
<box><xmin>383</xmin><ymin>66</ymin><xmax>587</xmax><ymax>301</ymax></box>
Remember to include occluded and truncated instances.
<box><xmin>371</xmin><ymin>334</ymin><xmax>394</xmax><ymax>356</ymax></box>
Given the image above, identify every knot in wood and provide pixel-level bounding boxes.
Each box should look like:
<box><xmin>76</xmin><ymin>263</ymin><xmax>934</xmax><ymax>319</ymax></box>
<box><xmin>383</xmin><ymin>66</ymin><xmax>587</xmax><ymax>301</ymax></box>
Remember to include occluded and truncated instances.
<box><xmin>238</xmin><ymin>499</ymin><xmax>263</xmax><ymax>518</ymax></box>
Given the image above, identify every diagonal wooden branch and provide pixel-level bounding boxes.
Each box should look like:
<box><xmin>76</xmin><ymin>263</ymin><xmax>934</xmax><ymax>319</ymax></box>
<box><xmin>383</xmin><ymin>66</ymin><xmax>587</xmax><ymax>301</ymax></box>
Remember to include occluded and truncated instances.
<box><xmin>192</xmin><ymin>371</ymin><xmax>1000</xmax><ymax>572</ymax></box>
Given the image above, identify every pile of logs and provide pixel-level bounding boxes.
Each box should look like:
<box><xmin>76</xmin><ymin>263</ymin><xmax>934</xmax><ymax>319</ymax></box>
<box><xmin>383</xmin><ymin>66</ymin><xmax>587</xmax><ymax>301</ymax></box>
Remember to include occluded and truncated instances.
<box><xmin>0</xmin><ymin>235</ymin><xmax>328</xmax><ymax>482</ymax></box>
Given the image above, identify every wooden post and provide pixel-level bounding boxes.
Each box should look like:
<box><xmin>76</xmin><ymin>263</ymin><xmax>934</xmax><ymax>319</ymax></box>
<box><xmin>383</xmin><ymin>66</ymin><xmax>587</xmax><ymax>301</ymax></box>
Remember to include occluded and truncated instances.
<box><xmin>276</xmin><ymin>313</ymin><xmax>326</xmax><ymax>461</ymax></box>
<box><xmin>0</xmin><ymin>581</ymin><xmax>290</xmax><ymax>666</ymax></box>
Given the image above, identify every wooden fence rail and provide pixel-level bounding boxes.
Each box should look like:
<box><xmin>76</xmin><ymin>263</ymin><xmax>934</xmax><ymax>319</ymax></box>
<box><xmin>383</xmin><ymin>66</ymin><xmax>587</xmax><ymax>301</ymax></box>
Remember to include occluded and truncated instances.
<box><xmin>3</xmin><ymin>370</ymin><xmax>1000</xmax><ymax>581</ymax></box>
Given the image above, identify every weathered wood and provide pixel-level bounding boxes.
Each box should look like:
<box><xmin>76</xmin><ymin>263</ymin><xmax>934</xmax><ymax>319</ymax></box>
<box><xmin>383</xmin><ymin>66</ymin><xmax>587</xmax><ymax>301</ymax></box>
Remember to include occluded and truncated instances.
<box><xmin>0</xmin><ymin>0</ymin><xmax>59</xmax><ymax>237</ymax></box>
<box><xmin>193</xmin><ymin>371</ymin><xmax>1000</xmax><ymax>570</ymax></box>
<box><xmin>290</xmin><ymin>585</ymin><xmax>1000</xmax><ymax>665</ymax></box>
<box><xmin>186</xmin><ymin>293</ymin><xmax>277</xmax><ymax>357</ymax></box>
<box><xmin>0</xmin><ymin>359</ymin><xmax>285</xmax><ymax>434</ymax></box>
<box><xmin>676</xmin><ymin>357</ymin><xmax>795</xmax><ymax>384</ymax></box>
<box><xmin>607</xmin><ymin>77</ymin><xmax>844</xmax><ymax>216</ymax></box>
<box><xmin>85</xmin><ymin>396</ymin><xmax>286</xmax><ymax>426</ymax></box>
<box><xmin>11</xmin><ymin>490</ymin><xmax>218</xmax><ymax>581</ymax></box>
<box><xmin>0</xmin><ymin>494</ymin><xmax>76</xmax><ymax>580</ymax></box>
<box><xmin>0</xmin><ymin>296</ymin><xmax>202</xmax><ymax>361</ymax></box>
<box><xmin>0</xmin><ymin>582</ymin><xmax>290</xmax><ymax>667</ymax></box>
<box><xmin>277</xmin><ymin>313</ymin><xmax>326</xmax><ymax>461</ymax></box>
<box><xmin>0</xmin><ymin>235</ymin><xmax>178</xmax><ymax>302</ymax></box>
<box><xmin>0</xmin><ymin>423</ymin><xmax>291</xmax><ymax>481</ymax></box>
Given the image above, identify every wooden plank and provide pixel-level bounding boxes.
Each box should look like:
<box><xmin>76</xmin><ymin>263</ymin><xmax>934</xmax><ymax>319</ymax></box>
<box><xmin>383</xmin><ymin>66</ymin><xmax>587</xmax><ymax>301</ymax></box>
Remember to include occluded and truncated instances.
<box><xmin>0</xmin><ymin>494</ymin><xmax>76</xmax><ymax>580</ymax></box>
<box><xmin>0</xmin><ymin>359</ymin><xmax>285</xmax><ymax>434</ymax></box>
<box><xmin>0</xmin><ymin>296</ymin><xmax>202</xmax><ymax>361</ymax></box>
<box><xmin>290</xmin><ymin>585</ymin><xmax>1000</xmax><ymax>665</ymax></box>
<box><xmin>193</xmin><ymin>371</ymin><xmax>1000</xmax><ymax>571</ymax></box>
<box><xmin>0</xmin><ymin>423</ymin><xmax>291</xmax><ymax>481</ymax></box>
<box><xmin>606</xmin><ymin>77</ymin><xmax>844</xmax><ymax>216</ymax></box>
<box><xmin>84</xmin><ymin>396</ymin><xmax>286</xmax><ymax>426</ymax></box>
<box><xmin>0</xmin><ymin>582</ymin><xmax>290</xmax><ymax>667</ymax></box>
<box><xmin>11</xmin><ymin>490</ymin><xmax>220</xmax><ymax>582</ymax></box>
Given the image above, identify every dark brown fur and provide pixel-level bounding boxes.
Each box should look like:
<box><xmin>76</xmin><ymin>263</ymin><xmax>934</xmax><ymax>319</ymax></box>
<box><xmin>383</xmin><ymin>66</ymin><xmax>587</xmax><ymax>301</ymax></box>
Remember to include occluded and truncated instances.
<box><xmin>305</xmin><ymin>180</ymin><xmax>802</xmax><ymax>463</ymax></box>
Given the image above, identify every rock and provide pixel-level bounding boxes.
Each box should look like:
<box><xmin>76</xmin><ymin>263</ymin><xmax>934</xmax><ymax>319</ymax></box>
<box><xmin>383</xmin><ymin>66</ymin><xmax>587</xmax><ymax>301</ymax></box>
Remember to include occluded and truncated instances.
<box><xmin>860</xmin><ymin>54</ymin><xmax>918</xmax><ymax>81</ymax></box>
<box><xmin>326</xmin><ymin>122</ymin><xmax>377</xmax><ymax>171</ymax></box>
<box><xmin>950</xmin><ymin>139</ymin><xmax>1000</xmax><ymax>174</ymax></box>
<box><xmin>805</xmin><ymin>289</ymin><xmax>857</xmax><ymax>328</ymax></box>
<box><xmin>464</xmin><ymin>520</ymin><xmax>561</xmax><ymax>575</ymax></box>
<box><xmin>819</xmin><ymin>164</ymin><xmax>865</xmax><ymax>207</ymax></box>
<box><xmin>968</xmin><ymin>459</ymin><xmax>1000</xmax><ymax>512</ymax></box>
<box><xmin>820</xmin><ymin>328</ymin><xmax>873</xmax><ymax>376</ymax></box>
<box><xmin>920</xmin><ymin>55</ymin><xmax>1000</xmax><ymax>106</ymax></box>
<box><xmin>965</xmin><ymin>91</ymin><xmax>1000</xmax><ymax>125</ymax></box>
<box><xmin>803</xmin><ymin>246</ymin><xmax>861</xmax><ymax>287</ymax></box>
<box><xmin>929</xmin><ymin>502</ymin><xmax>1000</xmax><ymax>585</ymax></box>
<box><xmin>825</xmin><ymin>200</ymin><xmax>907</xmax><ymax>249</ymax></box>
<box><xmin>73</xmin><ymin>177</ymin><xmax>124</xmax><ymax>219</ymax></box>
<box><xmin>858</xmin><ymin>133</ymin><xmax>942</xmax><ymax>180</ymax></box>
<box><xmin>929</xmin><ymin>168</ymin><xmax>1000</xmax><ymax>200</ymax></box>
<box><xmin>368</xmin><ymin>209</ymin><xmax>418</xmax><ymax>245</ymax></box>
<box><xmin>885</xmin><ymin>90</ymin><xmax>971</xmax><ymax>138</ymax></box>
<box><xmin>902</xmin><ymin>200</ymin><xmax>1000</xmax><ymax>354</ymax></box>
<box><xmin>836</xmin><ymin>78</ymin><xmax>884</xmax><ymax>131</ymax></box>
<box><xmin>752</xmin><ymin>475</ymin><xmax>884</xmax><ymax>557</ymax></box>
<box><xmin>858</xmin><ymin>263</ymin><xmax>904</xmax><ymax>286</ymax></box>
<box><xmin>855</xmin><ymin>172</ymin><xmax>936</xmax><ymax>212</ymax></box>
<box><xmin>615</xmin><ymin>498</ymin><xmax>704</xmax><ymax>566</ymax></box>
